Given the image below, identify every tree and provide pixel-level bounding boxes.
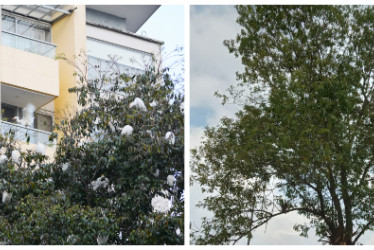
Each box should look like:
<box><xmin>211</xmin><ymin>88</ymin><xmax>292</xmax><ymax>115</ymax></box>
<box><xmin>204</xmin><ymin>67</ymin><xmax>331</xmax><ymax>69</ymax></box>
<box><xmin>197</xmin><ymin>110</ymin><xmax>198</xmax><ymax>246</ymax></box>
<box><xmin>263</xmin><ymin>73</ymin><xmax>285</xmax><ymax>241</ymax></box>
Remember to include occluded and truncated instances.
<box><xmin>191</xmin><ymin>5</ymin><xmax>374</xmax><ymax>245</ymax></box>
<box><xmin>0</xmin><ymin>54</ymin><xmax>184</xmax><ymax>245</ymax></box>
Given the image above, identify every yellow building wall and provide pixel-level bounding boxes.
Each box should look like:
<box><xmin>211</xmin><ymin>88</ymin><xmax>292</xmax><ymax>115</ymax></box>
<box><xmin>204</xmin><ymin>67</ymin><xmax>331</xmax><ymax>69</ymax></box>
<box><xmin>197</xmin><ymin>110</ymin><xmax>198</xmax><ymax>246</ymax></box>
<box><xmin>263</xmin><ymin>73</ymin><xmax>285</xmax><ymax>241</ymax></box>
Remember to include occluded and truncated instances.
<box><xmin>51</xmin><ymin>5</ymin><xmax>87</xmax><ymax>124</ymax></box>
<box><xmin>0</xmin><ymin>45</ymin><xmax>59</xmax><ymax>97</ymax></box>
<box><xmin>19</xmin><ymin>142</ymin><xmax>56</xmax><ymax>163</ymax></box>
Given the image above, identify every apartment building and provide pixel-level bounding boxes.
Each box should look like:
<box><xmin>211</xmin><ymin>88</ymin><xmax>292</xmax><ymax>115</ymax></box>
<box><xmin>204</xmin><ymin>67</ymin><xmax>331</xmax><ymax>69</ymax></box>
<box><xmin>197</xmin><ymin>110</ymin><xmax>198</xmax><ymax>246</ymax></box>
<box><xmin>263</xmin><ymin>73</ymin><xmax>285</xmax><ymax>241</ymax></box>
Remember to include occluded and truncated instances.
<box><xmin>0</xmin><ymin>5</ymin><xmax>162</xmax><ymax>151</ymax></box>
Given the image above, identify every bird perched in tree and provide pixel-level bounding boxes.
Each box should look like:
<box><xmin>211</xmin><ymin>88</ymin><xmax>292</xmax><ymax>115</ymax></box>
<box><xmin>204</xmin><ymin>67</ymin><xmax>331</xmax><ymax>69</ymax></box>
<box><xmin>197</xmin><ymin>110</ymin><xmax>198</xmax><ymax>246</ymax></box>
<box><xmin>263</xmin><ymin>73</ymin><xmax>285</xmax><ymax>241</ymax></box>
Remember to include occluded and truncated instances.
<box><xmin>2</xmin><ymin>191</ymin><xmax>12</xmax><ymax>204</ymax></box>
<box><xmin>0</xmin><ymin>155</ymin><xmax>7</xmax><ymax>164</ymax></box>
<box><xmin>121</xmin><ymin>125</ymin><xmax>133</xmax><ymax>136</ymax></box>
<box><xmin>129</xmin><ymin>97</ymin><xmax>146</xmax><ymax>111</ymax></box>
<box><xmin>165</xmin><ymin>131</ymin><xmax>175</xmax><ymax>145</ymax></box>
<box><xmin>35</xmin><ymin>143</ymin><xmax>46</xmax><ymax>155</ymax></box>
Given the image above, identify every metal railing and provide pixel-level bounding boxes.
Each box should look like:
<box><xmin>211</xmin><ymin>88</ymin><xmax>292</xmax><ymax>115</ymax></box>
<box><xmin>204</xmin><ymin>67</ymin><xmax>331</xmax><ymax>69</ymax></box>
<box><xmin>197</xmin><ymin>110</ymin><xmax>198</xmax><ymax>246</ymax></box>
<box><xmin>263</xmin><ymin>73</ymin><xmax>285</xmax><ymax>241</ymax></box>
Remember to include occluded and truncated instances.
<box><xmin>1</xmin><ymin>31</ymin><xmax>56</xmax><ymax>58</ymax></box>
<box><xmin>0</xmin><ymin>121</ymin><xmax>52</xmax><ymax>145</ymax></box>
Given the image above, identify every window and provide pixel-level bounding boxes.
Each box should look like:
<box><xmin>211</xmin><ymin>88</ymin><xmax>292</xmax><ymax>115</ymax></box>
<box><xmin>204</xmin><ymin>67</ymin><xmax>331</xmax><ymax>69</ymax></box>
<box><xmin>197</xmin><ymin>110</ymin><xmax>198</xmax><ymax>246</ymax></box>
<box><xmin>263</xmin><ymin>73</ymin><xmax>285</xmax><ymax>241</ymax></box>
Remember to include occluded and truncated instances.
<box><xmin>87</xmin><ymin>37</ymin><xmax>151</xmax><ymax>71</ymax></box>
<box><xmin>1</xmin><ymin>12</ymin><xmax>51</xmax><ymax>42</ymax></box>
<box><xmin>34</xmin><ymin>113</ymin><xmax>53</xmax><ymax>132</ymax></box>
<box><xmin>1</xmin><ymin>11</ymin><xmax>55</xmax><ymax>57</ymax></box>
<box><xmin>1</xmin><ymin>103</ymin><xmax>52</xmax><ymax>132</ymax></box>
<box><xmin>2</xmin><ymin>103</ymin><xmax>17</xmax><ymax>122</ymax></box>
<box><xmin>1</xmin><ymin>103</ymin><xmax>21</xmax><ymax>123</ymax></box>
<box><xmin>2</xmin><ymin>15</ymin><xmax>16</xmax><ymax>33</ymax></box>
<box><xmin>1</xmin><ymin>103</ymin><xmax>53</xmax><ymax>144</ymax></box>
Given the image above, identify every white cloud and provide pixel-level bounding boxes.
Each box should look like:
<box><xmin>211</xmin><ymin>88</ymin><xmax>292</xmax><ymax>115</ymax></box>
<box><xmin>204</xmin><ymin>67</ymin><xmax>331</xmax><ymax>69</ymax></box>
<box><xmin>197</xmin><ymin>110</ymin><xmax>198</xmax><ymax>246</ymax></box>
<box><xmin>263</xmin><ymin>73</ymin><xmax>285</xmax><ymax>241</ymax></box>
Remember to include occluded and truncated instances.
<box><xmin>250</xmin><ymin>212</ymin><xmax>319</xmax><ymax>245</ymax></box>
<box><xmin>190</xmin><ymin>126</ymin><xmax>205</xmax><ymax>150</ymax></box>
<box><xmin>190</xmin><ymin>183</ymin><xmax>214</xmax><ymax>233</ymax></box>
<box><xmin>191</xmin><ymin>5</ymin><xmax>241</xmax><ymax>129</ymax></box>
<box><xmin>191</xmin><ymin>6</ymin><xmax>243</xmax><ymax>77</ymax></box>
<box><xmin>190</xmin><ymin>74</ymin><xmax>225</xmax><ymax>109</ymax></box>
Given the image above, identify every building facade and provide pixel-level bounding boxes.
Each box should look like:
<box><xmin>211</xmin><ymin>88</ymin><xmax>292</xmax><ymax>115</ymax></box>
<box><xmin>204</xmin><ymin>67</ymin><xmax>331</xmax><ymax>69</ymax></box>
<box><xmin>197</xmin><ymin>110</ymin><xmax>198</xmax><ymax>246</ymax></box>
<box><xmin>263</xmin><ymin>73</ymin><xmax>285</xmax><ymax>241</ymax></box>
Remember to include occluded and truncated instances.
<box><xmin>0</xmin><ymin>5</ymin><xmax>162</xmax><ymax>153</ymax></box>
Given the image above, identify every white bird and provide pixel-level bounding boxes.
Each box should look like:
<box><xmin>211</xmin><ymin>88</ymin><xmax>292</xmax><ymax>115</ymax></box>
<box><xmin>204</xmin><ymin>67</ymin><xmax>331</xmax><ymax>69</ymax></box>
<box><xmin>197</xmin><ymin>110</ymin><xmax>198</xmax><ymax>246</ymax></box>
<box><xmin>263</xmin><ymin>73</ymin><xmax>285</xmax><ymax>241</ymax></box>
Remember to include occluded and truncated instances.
<box><xmin>129</xmin><ymin>97</ymin><xmax>146</xmax><ymax>111</ymax></box>
<box><xmin>121</xmin><ymin>125</ymin><xmax>133</xmax><ymax>136</ymax></box>
<box><xmin>62</xmin><ymin>163</ymin><xmax>69</xmax><ymax>172</ymax></box>
<box><xmin>150</xmin><ymin>100</ymin><xmax>157</xmax><ymax>108</ymax></box>
<box><xmin>12</xmin><ymin>116</ymin><xmax>28</xmax><ymax>126</ymax></box>
<box><xmin>109</xmin><ymin>122</ymin><xmax>116</xmax><ymax>133</ymax></box>
<box><xmin>165</xmin><ymin>131</ymin><xmax>175</xmax><ymax>145</ymax></box>
<box><xmin>12</xmin><ymin>103</ymin><xmax>36</xmax><ymax>127</ymax></box>
<box><xmin>2</xmin><ymin>191</ymin><xmax>12</xmax><ymax>204</ymax></box>
<box><xmin>94</xmin><ymin>117</ymin><xmax>101</xmax><ymax>125</ymax></box>
<box><xmin>146</xmin><ymin>129</ymin><xmax>154</xmax><ymax>139</ymax></box>
<box><xmin>152</xmin><ymin>168</ymin><xmax>160</xmax><ymax>177</ymax></box>
<box><xmin>91</xmin><ymin>176</ymin><xmax>109</xmax><ymax>191</ymax></box>
<box><xmin>35</xmin><ymin>143</ymin><xmax>46</xmax><ymax>155</ymax></box>
<box><xmin>167</xmin><ymin>175</ymin><xmax>176</xmax><ymax>187</ymax></box>
<box><xmin>115</xmin><ymin>93</ymin><xmax>126</xmax><ymax>102</ymax></box>
<box><xmin>67</xmin><ymin>235</ymin><xmax>78</xmax><ymax>244</ymax></box>
<box><xmin>97</xmin><ymin>234</ymin><xmax>108</xmax><ymax>245</ymax></box>
<box><xmin>11</xmin><ymin>150</ymin><xmax>21</xmax><ymax>164</ymax></box>
<box><xmin>32</xmin><ymin>164</ymin><xmax>40</xmax><ymax>174</ymax></box>
<box><xmin>151</xmin><ymin>194</ymin><xmax>170</xmax><ymax>213</ymax></box>
<box><xmin>0</xmin><ymin>155</ymin><xmax>8</xmax><ymax>164</ymax></box>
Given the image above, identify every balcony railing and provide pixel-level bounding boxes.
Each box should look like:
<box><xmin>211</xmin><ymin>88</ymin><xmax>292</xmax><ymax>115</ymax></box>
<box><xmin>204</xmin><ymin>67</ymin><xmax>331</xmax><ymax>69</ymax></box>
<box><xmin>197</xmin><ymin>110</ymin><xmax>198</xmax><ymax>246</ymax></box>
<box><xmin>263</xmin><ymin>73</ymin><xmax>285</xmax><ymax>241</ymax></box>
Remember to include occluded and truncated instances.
<box><xmin>1</xmin><ymin>31</ymin><xmax>56</xmax><ymax>58</ymax></box>
<box><xmin>1</xmin><ymin>121</ymin><xmax>53</xmax><ymax>145</ymax></box>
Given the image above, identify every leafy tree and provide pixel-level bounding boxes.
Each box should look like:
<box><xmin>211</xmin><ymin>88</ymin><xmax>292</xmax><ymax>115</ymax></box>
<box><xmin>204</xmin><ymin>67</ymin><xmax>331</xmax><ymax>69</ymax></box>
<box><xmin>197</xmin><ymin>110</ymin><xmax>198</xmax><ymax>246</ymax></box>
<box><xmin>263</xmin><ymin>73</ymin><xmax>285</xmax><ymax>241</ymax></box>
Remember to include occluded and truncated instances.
<box><xmin>191</xmin><ymin>5</ymin><xmax>374</xmax><ymax>245</ymax></box>
<box><xmin>0</xmin><ymin>55</ymin><xmax>184</xmax><ymax>245</ymax></box>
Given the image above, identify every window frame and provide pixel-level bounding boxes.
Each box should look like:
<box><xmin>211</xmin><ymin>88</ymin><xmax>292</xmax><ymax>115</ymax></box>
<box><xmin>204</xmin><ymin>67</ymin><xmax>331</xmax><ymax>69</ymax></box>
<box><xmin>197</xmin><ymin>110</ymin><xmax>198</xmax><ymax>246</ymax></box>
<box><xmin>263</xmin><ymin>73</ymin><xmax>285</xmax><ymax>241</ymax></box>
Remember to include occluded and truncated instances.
<box><xmin>1</xmin><ymin>10</ymin><xmax>52</xmax><ymax>43</ymax></box>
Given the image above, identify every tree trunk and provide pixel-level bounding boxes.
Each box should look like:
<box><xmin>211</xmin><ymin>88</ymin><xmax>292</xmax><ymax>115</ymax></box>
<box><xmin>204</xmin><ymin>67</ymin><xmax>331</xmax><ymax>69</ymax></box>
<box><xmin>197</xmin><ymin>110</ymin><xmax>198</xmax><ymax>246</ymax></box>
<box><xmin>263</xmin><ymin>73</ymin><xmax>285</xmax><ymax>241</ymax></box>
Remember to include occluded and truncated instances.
<box><xmin>329</xmin><ymin>228</ymin><xmax>353</xmax><ymax>245</ymax></box>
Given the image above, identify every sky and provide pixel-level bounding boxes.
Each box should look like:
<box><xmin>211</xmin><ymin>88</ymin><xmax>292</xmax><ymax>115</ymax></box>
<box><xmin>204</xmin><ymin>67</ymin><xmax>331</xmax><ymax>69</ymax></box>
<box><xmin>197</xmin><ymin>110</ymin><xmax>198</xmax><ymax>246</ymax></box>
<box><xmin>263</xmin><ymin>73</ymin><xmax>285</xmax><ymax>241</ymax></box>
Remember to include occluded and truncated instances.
<box><xmin>137</xmin><ymin>5</ymin><xmax>184</xmax><ymax>54</ymax></box>
<box><xmin>190</xmin><ymin>5</ymin><xmax>374</xmax><ymax>245</ymax></box>
<box><xmin>137</xmin><ymin>5</ymin><xmax>185</xmax><ymax>92</ymax></box>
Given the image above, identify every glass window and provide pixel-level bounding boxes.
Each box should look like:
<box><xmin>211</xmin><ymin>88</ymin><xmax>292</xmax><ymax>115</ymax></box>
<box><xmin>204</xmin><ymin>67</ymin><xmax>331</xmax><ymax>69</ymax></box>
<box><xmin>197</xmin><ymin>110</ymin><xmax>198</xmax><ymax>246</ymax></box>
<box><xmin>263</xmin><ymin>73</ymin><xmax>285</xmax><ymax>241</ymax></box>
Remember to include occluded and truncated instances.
<box><xmin>17</xmin><ymin>18</ymin><xmax>50</xmax><ymax>41</ymax></box>
<box><xmin>1</xmin><ymin>103</ymin><xmax>17</xmax><ymax>122</ymax></box>
<box><xmin>34</xmin><ymin>113</ymin><xmax>53</xmax><ymax>132</ymax></box>
<box><xmin>87</xmin><ymin>38</ymin><xmax>152</xmax><ymax>71</ymax></box>
<box><xmin>1</xmin><ymin>12</ymin><xmax>51</xmax><ymax>42</ymax></box>
<box><xmin>1</xmin><ymin>12</ymin><xmax>55</xmax><ymax>57</ymax></box>
<box><xmin>1</xmin><ymin>14</ymin><xmax>15</xmax><ymax>33</ymax></box>
<box><xmin>87</xmin><ymin>55</ymin><xmax>144</xmax><ymax>87</ymax></box>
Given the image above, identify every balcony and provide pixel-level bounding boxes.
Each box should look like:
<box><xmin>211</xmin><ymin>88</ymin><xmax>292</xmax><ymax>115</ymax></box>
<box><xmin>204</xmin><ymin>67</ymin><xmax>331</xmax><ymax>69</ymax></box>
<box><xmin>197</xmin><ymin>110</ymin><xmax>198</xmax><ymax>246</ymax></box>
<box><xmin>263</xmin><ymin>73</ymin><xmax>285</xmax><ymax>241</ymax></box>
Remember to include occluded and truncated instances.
<box><xmin>0</xmin><ymin>45</ymin><xmax>59</xmax><ymax>98</ymax></box>
<box><xmin>88</xmin><ymin>55</ymin><xmax>144</xmax><ymax>82</ymax></box>
<box><xmin>87</xmin><ymin>37</ymin><xmax>153</xmax><ymax>71</ymax></box>
<box><xmin>1</xmin><ymin>121</ymin><xmax>52</xmax><ymax>145</ymax></box>
<box><xmin>1</xmin><ymin>31</ymin><xmax>56</xmax><ymax>58</ymax></box>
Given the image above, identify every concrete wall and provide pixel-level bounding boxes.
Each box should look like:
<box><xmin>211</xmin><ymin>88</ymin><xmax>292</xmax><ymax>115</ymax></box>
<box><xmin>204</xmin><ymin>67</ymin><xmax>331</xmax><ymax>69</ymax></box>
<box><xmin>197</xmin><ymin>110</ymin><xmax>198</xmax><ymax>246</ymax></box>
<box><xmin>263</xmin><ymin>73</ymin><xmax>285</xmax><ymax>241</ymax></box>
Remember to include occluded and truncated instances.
<box><xmin>0</xmin><ymin>45</ymin><xmax>59</xmax><ymax>97</ymax></box>
<box><xmin>52</xmin><ymin>5</ymin><xmax>87</xmax><ymax>123</ymax></box>
<box><xmin>86</xmin><ymin>8</ymin><xmax>127</xmax><ymax>32</ymax></box>
<box><xmin>86</xmin><ymin>24</ymin><xmax>162</xmax><ymax>63</ymax></box>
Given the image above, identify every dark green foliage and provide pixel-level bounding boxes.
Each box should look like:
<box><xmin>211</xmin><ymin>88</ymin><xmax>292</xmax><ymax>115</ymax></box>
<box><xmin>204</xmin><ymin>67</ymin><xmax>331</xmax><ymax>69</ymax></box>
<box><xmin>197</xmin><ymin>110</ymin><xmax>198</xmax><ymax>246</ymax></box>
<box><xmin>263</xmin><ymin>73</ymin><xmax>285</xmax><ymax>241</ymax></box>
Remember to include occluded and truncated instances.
<box><xmin>191</xmin><ymin>5</ymin><xmax>374</xmax><ymax>245</ymax></box>
<box><xmin>0</xmin><ymin>58</ymin><xmax>184</xmax><ymax>245</ymax></box>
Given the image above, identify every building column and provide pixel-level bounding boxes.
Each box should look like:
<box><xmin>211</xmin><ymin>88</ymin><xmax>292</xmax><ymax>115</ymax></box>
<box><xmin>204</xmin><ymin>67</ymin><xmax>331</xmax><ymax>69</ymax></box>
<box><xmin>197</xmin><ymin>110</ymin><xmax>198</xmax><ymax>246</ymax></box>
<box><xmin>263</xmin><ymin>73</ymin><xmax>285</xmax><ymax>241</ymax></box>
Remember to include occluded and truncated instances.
<box><xmin>51</xmin><ymin>5</ymin><xmax>86</xmax><ymax>124</ymax></box>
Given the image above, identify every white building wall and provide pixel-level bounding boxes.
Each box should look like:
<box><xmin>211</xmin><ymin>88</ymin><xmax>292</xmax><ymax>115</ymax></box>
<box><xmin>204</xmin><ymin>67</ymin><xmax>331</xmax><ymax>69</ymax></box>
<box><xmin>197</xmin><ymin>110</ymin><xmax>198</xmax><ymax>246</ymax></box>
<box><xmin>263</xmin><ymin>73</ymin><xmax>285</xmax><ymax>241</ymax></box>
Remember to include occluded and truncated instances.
<box><xmin>86</xmin><ymin>24</ymin><xmax>162</xmax><ymax>62</ymax></box>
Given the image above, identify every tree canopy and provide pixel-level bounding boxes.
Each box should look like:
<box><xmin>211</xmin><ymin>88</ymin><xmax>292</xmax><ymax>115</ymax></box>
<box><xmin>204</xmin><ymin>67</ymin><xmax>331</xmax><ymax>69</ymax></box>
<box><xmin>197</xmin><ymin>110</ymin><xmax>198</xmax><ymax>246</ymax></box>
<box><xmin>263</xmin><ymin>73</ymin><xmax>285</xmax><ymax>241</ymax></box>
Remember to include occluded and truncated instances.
<box><xmin>191</xmin><ymin>5</ymin><xmax>374</xmax><ymax>245</ymax></box>
<box><xmin>0</xmin><ymin>55</ymin><xmax>184</xmax><ymax>245</ymax></box>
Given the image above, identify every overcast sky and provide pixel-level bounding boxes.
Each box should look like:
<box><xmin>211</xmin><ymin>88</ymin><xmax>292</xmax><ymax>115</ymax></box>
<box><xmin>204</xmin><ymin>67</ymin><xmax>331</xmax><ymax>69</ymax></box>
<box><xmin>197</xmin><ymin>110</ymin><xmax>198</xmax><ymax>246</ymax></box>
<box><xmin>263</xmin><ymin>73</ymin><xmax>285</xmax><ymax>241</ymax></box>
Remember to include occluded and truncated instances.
<box><xmin>137</xmin><ymin>5</ymin><xmax>184</xmax><ymax>92</ymax></box>
<box><xmin>190</xmin><ymin>5</ymin><xmax>374</xmax><ymax>245</ymax></box>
